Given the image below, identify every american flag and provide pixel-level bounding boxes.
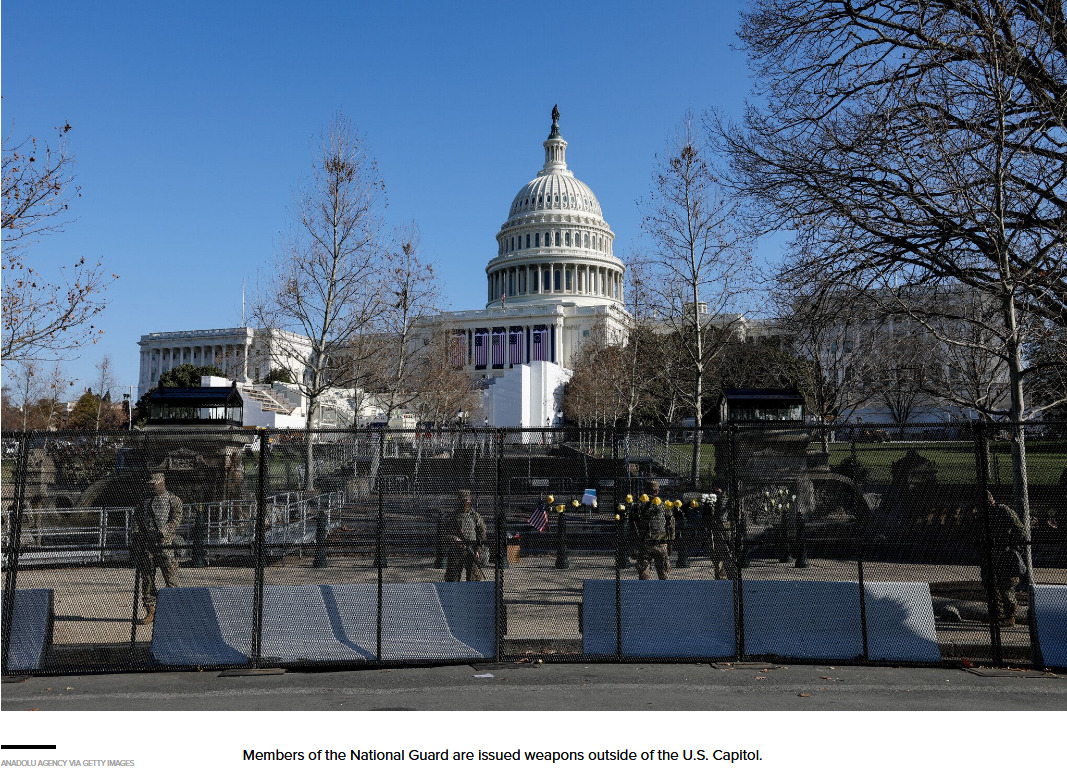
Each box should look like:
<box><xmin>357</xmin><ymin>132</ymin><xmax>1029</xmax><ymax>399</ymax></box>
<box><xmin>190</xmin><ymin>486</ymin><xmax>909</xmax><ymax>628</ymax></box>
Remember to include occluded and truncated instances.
<box><xmin>532</xmin><ymin>327</ymin><xmax>548</xmax><ymax>361</ymax></box>
<box><xmin>509</xmin><ymin>329</ymin><xmax>522</xmax><ymax>365</ymax></box>
<box><xmin>451</xmin><ymin>333</ymin><xmax>466</xmax><ymax>368</ymax></box>
<box><xmin>527</xmin><ymin>500</ymin><xmax>548</xmax><ymax>532</ymax></box>
<box><xmin>474</xmin><ymin>331</ymin><xmax>488</xmax><ymax>366</ymax></box>
<box><xmin>492</xmin><ymin>329</ymin><xmax>506</xmax><ymax>367</ymax></box>
<box><xmin>501</xmin><ymin>292</ymin><xmax>506</xmax><ymax>308</ymax></box>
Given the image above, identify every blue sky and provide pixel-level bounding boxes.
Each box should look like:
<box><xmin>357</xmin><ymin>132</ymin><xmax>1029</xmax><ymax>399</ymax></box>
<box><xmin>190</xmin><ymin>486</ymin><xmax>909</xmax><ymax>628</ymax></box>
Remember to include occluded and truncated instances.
<box><xmin>3</xmin><ymin>0</ymin><xmax>765</xmax><ymax>396</ymax></box>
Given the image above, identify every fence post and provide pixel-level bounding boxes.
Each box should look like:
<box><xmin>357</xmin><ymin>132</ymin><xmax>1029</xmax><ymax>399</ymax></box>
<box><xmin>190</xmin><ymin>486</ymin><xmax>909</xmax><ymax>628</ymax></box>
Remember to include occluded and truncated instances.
<box><xmin>851</xmin><ymin>426</ymin><xmax>869</xmax><ymax>662</ymax></box>
<box><xmin>253</xmin><ymin>428</ymin><xmax>269</xmax><ymax>668</ymax></box>
<box><xmin>190</xmin><ymin>503</ymin><xmax>207</xmax><ymax>568</ymax></box>
<box><xmin>494</xmin><ymin>429</ymin><xmax>505</xmax><ymax>662</ymax></box>
<box><xmin>1</xmin><ymin>431</ymin><xmax>32</xmax><ymax>674</ymax></box>
<box><xmin>613</xmin><ymin>426</ymin><xmax>623</xmax><ymax>661</ymax></box>
<box><xmin>617</xmin><ymin>432</ymin><xmax>631</xmax><ymax>570</ymax></box>
<box><xmin>376</xmin><ymin>428</ymin><xmax>385</xmax><ymax>662</ymax></box>
<box><xmin>554</xmin><ymin>504</ymin><xmax>570</xmax><ymax>570</ymax></box>
<box><xmin>974</xmin><ymin>422</ymin><xmax>1003</xmax><ymax>667</ymax></box>
<box><xmin>313</xmin><ymin>434</ymin><xmax>330</xmax><ymax>568</ymax></box>
<box><xmin>729</xmin><ymin>425</ymin><xmax>745</xmax><ymax>661</ymax></box>
<box><xmin>496</xmin><ymin>429</ymin><xmax>508</xmax><ymax>572</ymax></box>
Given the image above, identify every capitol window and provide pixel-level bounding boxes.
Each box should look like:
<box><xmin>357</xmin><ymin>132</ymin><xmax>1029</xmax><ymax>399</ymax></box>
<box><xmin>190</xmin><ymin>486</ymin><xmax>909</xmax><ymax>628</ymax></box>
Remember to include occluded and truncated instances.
<box><xmin>555</xmin><ymin>231</ymin><xmax>561</xmax><ymax>246</ymax></box>
<box><xmin>526</xmin><ymin>234</ymin><xmax>530</xmax><ymax>248</ymax></box>
<box><xmin>535</xmin><ymin>233</ymin><xmax>540</xmax><ymax>247</ymax></box>
<box><xmin>584</xmin><ymin>232</ymin><xmax>589</xmax><ymax>247</ymax></box>
<box><xmin>565</xmin><ymin>232</ymin><xmax>571</xmax><ymax>246</ymax></box>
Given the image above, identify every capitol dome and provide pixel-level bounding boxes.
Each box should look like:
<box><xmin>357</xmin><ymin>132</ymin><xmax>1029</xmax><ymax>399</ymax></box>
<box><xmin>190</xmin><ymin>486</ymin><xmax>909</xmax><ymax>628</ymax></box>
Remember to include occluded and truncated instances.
<box><xmin>485</xmin><ymin>107</ymin><xmax>624</xmax><ymax>309</ymax></box>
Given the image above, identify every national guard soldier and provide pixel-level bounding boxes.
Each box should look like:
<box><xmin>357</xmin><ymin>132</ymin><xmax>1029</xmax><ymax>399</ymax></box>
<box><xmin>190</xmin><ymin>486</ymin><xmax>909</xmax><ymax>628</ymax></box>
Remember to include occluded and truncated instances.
<box><xmin>979</xmin><ymin>491</ymin><xmax>1027</xmax><ymax>627</ymax></box>
<box><xmin>133</xmin><ymin>472</ymin><xmax>184</xmax><ymax>624</ymax></box>
<box><xmin>444</xmin><ymin>489</ymin><xmax>488</xmax><ymax>582</ymax></box>
<box><xmin>704</xmin><ymin>487</ymin><xmax>735</xmax><ymax>580</ymax></box>
<box><xmin>632</xmin><ymin>481</ymin><xmax>670</xmax><ymax>580</ymax></box>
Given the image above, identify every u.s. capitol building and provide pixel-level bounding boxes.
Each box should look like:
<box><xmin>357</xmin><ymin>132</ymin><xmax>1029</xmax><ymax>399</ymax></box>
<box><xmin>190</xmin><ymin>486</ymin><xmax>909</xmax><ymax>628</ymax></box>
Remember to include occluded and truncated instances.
<box><xmin>136</xmin><ymin>108</ymin><xmax>629</xmax><ymax>428</ymax></box>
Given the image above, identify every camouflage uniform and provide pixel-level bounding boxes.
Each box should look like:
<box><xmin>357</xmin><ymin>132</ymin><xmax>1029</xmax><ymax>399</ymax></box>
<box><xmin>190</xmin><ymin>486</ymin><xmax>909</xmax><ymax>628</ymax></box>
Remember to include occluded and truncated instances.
<box><xmin>980</xmin><ymin>500</ymin><xmax>1026</xmax><ymax>626</ymax></box>
<box><xmin>632</xmin><ymin>487</ymin><xmax>670</xmax><ymax>580</ymax></box>
<box><xmin>132</xmin><ymin>476</ymin><xmax>183</xmax><ymax>621</ymax></box>
<box><xmin>444</xmin><ymin>494</ymin><xmax>488</xmax><ymax>582</ymax></box>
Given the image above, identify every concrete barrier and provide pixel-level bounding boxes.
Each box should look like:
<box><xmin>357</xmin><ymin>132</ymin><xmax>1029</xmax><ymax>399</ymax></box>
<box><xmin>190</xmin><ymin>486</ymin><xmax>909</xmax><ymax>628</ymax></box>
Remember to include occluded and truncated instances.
<box><xmin>581</xmin><ymin>579</ymin><xmax>940</xmax><ymax>663</ymax></box>
<box><xmin>582</xmin><ymin>580</ymin><xmax>735</xmax><ymax>658</ymax></box>
<box><xmin>1</xmin><ymin>589</ymin><xmax>54</xmax><ymax>672</ymax></box>
<box><xmin>151</xmin><ymin>582</ymin><xmax>496</xmax><ymax>666</ymax></box>
<box><xmin>1033</xmin><ymin>584</ymin><xmax>1067</xmax><ymax>668</ymax></box>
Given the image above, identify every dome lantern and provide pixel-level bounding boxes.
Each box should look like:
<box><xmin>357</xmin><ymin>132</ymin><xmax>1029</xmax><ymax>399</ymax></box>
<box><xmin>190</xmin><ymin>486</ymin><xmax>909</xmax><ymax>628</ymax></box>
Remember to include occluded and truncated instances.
<box><xmin>541</xmin><ymin>104</ymin><xmax>569</xmax><ymax>176</ymax></box>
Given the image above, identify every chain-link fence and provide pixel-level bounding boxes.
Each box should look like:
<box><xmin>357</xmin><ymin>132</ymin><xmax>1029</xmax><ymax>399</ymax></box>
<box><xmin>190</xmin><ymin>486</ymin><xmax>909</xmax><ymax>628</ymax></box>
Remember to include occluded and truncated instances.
<box><xmin>2</xmin><ymin>422</ymin><xmax>1064</xmax><ymax>674</ymax></box>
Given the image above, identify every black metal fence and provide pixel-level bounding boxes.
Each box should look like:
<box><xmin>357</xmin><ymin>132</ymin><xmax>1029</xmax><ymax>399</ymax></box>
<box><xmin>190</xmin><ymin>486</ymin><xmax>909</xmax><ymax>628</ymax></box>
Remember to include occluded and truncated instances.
<box><xmin>2</xmin><ymin>422</ymin><xmax>1064</xmax><ymax>675</ymax></box>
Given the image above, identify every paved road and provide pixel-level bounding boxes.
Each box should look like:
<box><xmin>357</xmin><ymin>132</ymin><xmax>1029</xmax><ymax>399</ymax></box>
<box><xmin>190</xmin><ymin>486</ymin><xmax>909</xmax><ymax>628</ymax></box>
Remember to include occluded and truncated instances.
<box><xmin>3</xmin><ymin>662</ymin><xmax>1063</xmax><ymax>710</ymax></box>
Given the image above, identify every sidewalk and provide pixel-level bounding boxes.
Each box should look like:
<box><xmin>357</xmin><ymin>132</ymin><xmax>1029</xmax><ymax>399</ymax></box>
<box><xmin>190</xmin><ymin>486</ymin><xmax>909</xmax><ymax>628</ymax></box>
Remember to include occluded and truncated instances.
<box><xmin>3</xmin><ymin>661</ymin><xmax>1064</xmax><ymax>711</ymax></box>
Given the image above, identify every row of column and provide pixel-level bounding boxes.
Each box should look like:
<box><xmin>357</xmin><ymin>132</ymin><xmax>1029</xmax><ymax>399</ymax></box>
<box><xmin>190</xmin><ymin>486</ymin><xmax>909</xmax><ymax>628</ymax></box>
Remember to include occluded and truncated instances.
<box><xmin>487</xmin><ymin>263</ymin><xmax>623</xmax><ymax>304</ymax></box>
<box><xmin>141</xmin><ymin>342</ymin><xmax>249</xmax><ymax>386</ymax></box>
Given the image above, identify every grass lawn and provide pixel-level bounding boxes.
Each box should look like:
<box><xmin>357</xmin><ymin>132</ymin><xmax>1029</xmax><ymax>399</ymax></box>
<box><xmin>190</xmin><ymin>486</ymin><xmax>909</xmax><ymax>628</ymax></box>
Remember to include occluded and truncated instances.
<box><xmin>664</xmin><ymin>439</ymin><xmax>1065</xmax><ymax>487</ymax></box>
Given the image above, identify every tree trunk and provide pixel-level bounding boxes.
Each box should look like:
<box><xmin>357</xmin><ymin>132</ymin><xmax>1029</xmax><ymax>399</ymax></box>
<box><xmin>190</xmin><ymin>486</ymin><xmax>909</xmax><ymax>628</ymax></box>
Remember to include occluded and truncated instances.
<box><xmin>303</xmin><ymin>398</ymin><xmax>317</xmax><ymax>492</ymax></box>
<box><xmin>1002</xmin><ymin>290</ymin><xmax>1040</xmax><ymax>661</ymax></box>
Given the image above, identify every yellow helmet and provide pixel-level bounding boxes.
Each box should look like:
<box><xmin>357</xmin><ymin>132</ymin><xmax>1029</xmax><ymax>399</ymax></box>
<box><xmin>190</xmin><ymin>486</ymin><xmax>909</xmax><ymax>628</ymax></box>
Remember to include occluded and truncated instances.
<box><xmin>626</xmin><ymin>494</ymin><xmax>634</xmax><ymax>503</ymax></box>
<box><xmin>674</xmin><ymin>500</ymin><xmax>682</xmax><ymax>508</ymax></box>
<box><xmin>663</xmin><ymin>500</ymin><xmax>672</xmax><ymax>509</ymax></box>
<box><xmin>614</xmin><ymin>514</ymin><xmax>621</xmax><ymax>521</ymax></box>
<box><xmin>639</xmin><ymin>493</ymin><xmax>649</xmax><ymax>503</ymax></box>
<box><xmin>617</xmin><ymin>504</ymin><xmax>626</xmax><ymax>512</ymax></box>
<box><xmin>689</xmin><ymin>499</ymin><xmax>699</xmax><ymax>508</ymax></box>
<box><xmin>546</xmin><ymin>495</ymin><xmax>555</xmax><ymax>504</ymax></box>
<box><xmin>653</xmin><ymin>496</ymin><xmax>662</xmax><ymax>506</ymax></box>
<box><xmin>572</xmin><ymin>500</ymin><xmax>580</xmax><ymax>508</ymax></box>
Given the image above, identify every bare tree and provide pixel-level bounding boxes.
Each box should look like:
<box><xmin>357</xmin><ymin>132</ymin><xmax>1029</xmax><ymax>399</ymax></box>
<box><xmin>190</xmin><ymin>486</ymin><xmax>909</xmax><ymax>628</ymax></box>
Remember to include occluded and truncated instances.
<box><xmin>721</xmin><ymin>1</ymin><xmax>1067</xmax><ymax>637</ymax></box>
<box><xmin>617</xmin><ymin>257</ymin><xmax>662</xmax><ymax>431</ymax></box>
<box><xmin>772</xmin><ymin>274</ymin><xmax>883</xmax><ymax>446</ymax></box>
<box><xmin>889</xmin><ymin>285</ymin><xmax>1013</xmax><ymax>420</ymax></box>
<box><xmin>640</xmin><ymin>113</ymin><xmax>754</xmax><ymax>484</ymax></box>
<box><xmin>562</xmin><ymin>321</ymin><xmax>628</xmax><ymax>453</ymax></box>
<box><xmin>93</xmin><ymin>355</ymin><xmax>115</xmax><ymax>431</ymax></box>
<box><xmin>869</xmin><ymin>321</ymin><xmax>933</xmax><ymax>433</ymax></box>
<box><xmin>2</xmin><ymin>123</ymin><xmax>115</xmax><ymax>364</ymax></box>
<box><xmin>254</xmin><ymin>111</ymin><xmax>386</xmax><ymax>490</ymax></box>
<box><xmin>406</xmin><ymin>323</ymin><xmax>482</xmax><ymax>427</ymax></box>
<box><xmin>6</xmin><ymin>361</ymin><xmax>71</xmax><ymax>432</ymax></box>
<box><xmin>372</xmin><ymin>223</ymin><xmax>442</xmax><ymax>422</ymax></box>
<box><xmin>1024</xmin><ymin>319</ymin><xmax>1067</xmax><ymax>420</ymax></box>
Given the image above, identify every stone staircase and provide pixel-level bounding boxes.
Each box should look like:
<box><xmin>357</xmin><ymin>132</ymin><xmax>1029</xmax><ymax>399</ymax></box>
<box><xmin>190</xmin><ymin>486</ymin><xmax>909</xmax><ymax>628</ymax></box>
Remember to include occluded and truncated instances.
<box><xmin>240</xmin><ymin>384</ymin><xmax>297</xmax><ymax>415</ymax></box>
